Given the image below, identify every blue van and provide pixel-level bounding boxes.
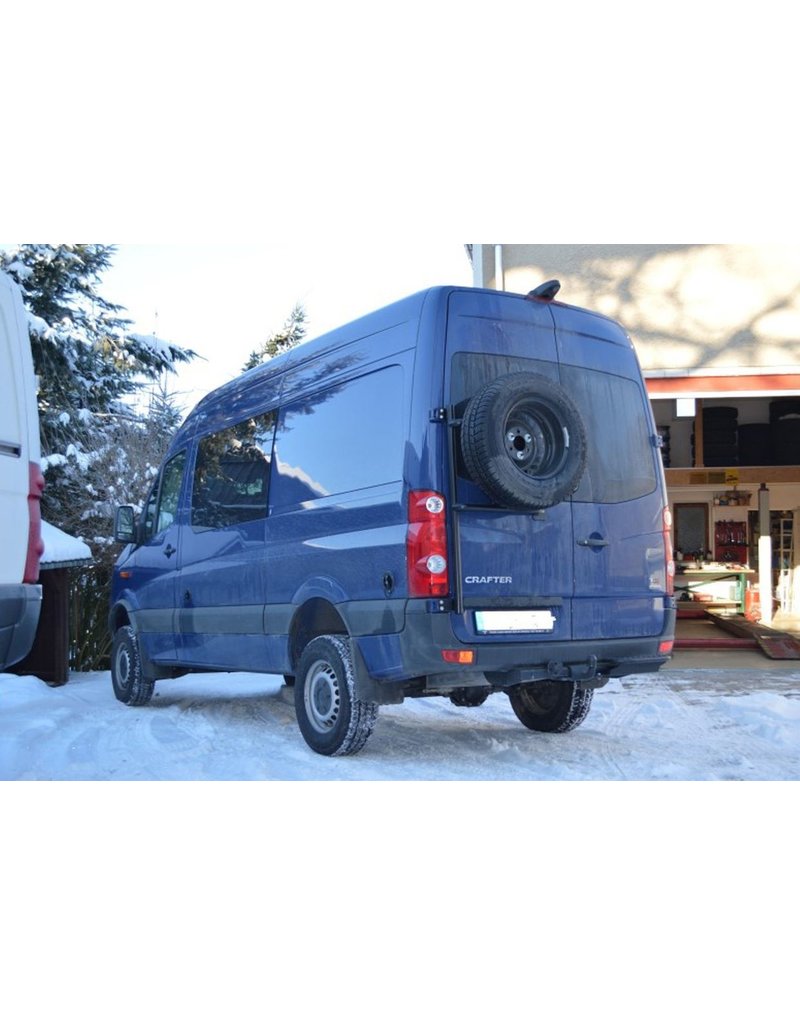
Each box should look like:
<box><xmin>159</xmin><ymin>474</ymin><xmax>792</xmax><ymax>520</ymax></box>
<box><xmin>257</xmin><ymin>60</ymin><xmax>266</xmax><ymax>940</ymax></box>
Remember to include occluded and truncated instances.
<box><xmin>110</xmin><ymin>284</ymin><xmax>676</xmax><ymax>756</ymax></box>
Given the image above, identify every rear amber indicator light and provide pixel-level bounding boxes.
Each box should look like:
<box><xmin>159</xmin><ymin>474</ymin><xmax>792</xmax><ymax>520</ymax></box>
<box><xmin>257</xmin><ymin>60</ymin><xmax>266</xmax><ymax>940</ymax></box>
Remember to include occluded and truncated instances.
<box><xmin>442</xmin><ymin>650</ymin><xmax>475</xmax><ymax>665</ymax></box>
<box><xmin>407</xmin><ymin>490</ymin><xmax>450</xmax><ymax>598</ymax></box>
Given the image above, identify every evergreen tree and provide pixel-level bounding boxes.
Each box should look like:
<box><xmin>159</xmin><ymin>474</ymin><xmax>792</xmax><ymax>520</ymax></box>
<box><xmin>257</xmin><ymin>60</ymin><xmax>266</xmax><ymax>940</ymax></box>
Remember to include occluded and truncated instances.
<box><xmin>243</xmin><ymin>303</ymin><xmax>307</xmax><ymax>371</ymax></box>
<box><xmin>0</xmin><ymin>244</ymin><xmax>194</xmax><ymax>669</ymax></box>
<box><xmin>0</xmin><ymin>244</ymin><xmax>194</xmax><ymax>527</ymax></box>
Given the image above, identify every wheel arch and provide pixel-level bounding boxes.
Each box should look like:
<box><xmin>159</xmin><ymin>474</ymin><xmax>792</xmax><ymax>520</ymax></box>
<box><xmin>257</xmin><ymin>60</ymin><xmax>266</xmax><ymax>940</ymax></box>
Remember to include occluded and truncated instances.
<box><xmin>108</xmin><ymin>600</ymin><xmax>133</xmax><ymax>637</ymax></box>
<box><xmin>288</xmin><ymin>598</ymin><xmax>349</xmax><ymax>671</ymax></box>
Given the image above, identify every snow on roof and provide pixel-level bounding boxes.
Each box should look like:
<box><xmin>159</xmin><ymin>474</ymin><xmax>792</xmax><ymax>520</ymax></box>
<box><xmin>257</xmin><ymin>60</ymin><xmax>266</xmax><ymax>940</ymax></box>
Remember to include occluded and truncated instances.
<box><xmin>40</xmin><ymin>521</ymin><xmax>92</xmax><ymax>569</ymax></box>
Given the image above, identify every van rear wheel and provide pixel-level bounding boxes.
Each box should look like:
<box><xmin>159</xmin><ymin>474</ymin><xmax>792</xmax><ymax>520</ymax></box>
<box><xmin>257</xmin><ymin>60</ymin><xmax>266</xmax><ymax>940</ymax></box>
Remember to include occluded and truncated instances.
<box><xmin>294</xmin><ymin>635</ymin><xmax>378</xmax><ymax>756</ymax></box>
<box><xmin>111</xmin><ymin>626</ymin><xmax>155</xmax><ymax>707</ymax></box>
<box><xmin>508</xmin><ymin>679</ymin><xmax>593</xmax><ymax>733</ymax></box>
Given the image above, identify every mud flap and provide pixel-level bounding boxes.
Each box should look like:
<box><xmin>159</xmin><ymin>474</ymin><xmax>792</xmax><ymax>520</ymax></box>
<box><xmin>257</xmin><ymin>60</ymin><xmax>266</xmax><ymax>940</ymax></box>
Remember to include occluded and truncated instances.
<box><xmin>349</xmin><ymin>638</ymin><xmax>405</xmax><ymax>705</ymax></box>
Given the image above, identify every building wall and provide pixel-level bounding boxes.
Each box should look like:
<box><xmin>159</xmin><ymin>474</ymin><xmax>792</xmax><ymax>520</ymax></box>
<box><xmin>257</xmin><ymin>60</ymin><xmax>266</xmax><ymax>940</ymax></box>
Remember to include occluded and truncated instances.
<box><xmin>472</xmin><ymin>244</ymin><xmax>800</xmax><ymax>374</ymax></box>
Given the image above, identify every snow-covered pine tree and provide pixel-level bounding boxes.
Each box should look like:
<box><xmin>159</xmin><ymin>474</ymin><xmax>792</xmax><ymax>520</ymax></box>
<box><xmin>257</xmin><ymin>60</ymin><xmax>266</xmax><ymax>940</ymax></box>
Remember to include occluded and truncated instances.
<box><xmin>0</xmin><ymin>244</ymin><xmax>194</xmax><ymax>669</ymax></box>
<box><xmin>0</xmin><ymin>244</ymin><xmax>194</xmax><ymax>529</ymax></box>
<box><xmin>243</xmin><ymin>302</ymin><xmax>307</xmax><ymax>371</ymax></box>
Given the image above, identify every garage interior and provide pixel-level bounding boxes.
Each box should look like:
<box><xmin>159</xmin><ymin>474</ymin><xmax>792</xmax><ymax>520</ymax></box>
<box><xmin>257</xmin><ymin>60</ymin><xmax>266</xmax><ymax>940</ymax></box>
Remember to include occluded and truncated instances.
<box><xmin>651</xmin><ymin>393</ymin><xmax>800</xmax><ymax>660</ymax></box>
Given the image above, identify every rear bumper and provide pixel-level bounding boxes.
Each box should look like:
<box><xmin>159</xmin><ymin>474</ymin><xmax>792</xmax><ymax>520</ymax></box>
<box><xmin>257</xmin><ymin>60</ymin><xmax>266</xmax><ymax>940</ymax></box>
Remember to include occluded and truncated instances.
<box><xmin>354</xmin><ymin>599</ymin><xmax>676</xmax><ymax>699</ymax></box>
<box><xmin>0</xmin><ymin>584</ymin><xmax>42</xmax><ymax>671</ymax></box>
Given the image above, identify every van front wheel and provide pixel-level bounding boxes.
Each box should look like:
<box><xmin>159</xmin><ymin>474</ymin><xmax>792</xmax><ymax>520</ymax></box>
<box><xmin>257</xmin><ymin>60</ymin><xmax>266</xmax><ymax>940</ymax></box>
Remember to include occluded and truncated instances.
<box><xmin>508</xmin><ymin>680</ymin><xmax>593</xmax><ymax>733</ymax></box>
<box><xmin>111</xmin><ymin>626</ymin><xmax>155</xmax><ymax>707</ymax></box>
<box><xmin>295</xmin><ymin>635</ymin><xmax>378</xmax><ymax>756</ymax></box>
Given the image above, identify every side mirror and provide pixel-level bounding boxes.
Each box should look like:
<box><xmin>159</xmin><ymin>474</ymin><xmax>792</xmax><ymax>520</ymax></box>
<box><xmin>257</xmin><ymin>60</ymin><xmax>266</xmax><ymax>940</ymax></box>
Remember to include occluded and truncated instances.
<box><xmin>114</xmin><ymin>506</ymin><xmax>138</xmax><ymax>545</ymax></box>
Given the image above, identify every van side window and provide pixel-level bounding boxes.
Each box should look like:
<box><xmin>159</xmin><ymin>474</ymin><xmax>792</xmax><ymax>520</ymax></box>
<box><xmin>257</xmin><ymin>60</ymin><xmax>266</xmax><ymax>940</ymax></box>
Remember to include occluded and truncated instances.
<box><xmin>191</xmin><ymin>412</ymin><xmax>276</xmax><ymax>530</ymax></box>
<box><xmin>142</xmin><ymin>451</ymin><xmax>187</xmax><ymax>541</ymax></box>
<box><xmin>270</xmin><ymin>366</ymin><xmax>403</xmax><ymax>508</ymax></box>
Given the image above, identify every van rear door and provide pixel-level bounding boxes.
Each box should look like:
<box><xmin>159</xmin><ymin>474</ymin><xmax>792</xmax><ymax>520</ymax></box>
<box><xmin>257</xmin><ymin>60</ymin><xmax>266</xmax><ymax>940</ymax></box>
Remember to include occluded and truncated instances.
<box><xmin>444</xmin><ymin>290</ymin><xmax>575</xmax><ymax>645</ymax></box>
<box><xmin>552</xmin><ymin>304</ymin><xmax>667</xmax><ymax>640</ymax></box>
<box><xmin>444</xmin><ymin>290</ymin><xmax>668</xmax><ymax>646</ymax></box>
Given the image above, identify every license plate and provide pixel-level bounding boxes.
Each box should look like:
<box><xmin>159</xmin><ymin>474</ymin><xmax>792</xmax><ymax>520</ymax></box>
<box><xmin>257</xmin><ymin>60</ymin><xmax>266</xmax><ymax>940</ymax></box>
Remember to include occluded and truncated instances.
<box><xmin>474</xmin><ymin>610</ymin><xmax>556</xmax><ymax>634</ymax></box>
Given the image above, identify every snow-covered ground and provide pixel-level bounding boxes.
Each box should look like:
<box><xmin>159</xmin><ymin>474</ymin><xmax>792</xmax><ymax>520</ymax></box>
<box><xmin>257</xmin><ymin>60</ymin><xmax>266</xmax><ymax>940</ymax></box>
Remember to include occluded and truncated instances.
<box><xmin>3</xmin><ymin>663</ymin><xmax>800</xmax><ymax>780</ymax></box>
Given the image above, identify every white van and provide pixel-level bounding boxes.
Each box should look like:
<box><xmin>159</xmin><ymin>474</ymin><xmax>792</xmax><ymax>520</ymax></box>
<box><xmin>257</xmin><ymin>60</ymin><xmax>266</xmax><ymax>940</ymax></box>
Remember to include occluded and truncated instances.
<box><xmin>0</xmin><ymin>270</ymin><xmax>44</xmax><ymax>670</ymax></box>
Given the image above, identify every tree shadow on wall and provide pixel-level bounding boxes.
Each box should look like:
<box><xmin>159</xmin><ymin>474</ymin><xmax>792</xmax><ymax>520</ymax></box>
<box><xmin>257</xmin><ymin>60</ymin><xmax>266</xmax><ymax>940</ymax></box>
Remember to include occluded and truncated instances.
<box><xmin>522</xmin><ymin>244</ymin><xmax>800</xmax><ymax>371</ymax></box>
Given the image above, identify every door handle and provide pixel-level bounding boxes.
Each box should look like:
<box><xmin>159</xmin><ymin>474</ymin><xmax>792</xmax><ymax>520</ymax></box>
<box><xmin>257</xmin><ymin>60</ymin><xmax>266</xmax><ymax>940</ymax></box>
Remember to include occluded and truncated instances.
<box><xmin>164</xmin><ymin>544</ymin><xmax>177</xmax><ymax>558</ymax></box>
<box><xmin>578</xmin><ymin>537</ymin><xmax>609</xmax><ymax>548</ymax></box>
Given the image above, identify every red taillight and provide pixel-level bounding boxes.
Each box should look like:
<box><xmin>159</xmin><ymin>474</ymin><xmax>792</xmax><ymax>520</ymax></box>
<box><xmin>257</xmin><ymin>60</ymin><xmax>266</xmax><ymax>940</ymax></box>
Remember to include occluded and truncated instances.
<box><xmin>663</xmin><ymin>506</ymin><xmax>674</xmax><ymax>596</ymax></box>
<box><xmin>407</xmin><ymin>490</ymin><xmax>450</xmax><ymax>598</ymax></box>
<box><xmin>24</xmin><ymin>462</ymin><xmax>45</xmax><ymax>584</ymax></box>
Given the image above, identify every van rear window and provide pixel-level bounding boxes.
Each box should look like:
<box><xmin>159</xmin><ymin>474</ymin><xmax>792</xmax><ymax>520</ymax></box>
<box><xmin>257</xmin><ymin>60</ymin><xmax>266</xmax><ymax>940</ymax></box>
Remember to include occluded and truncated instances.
<box><xmin>560</xmin><ymin>364</ymin><xmax>657</xmax><ymax>504</ymax></box>
<box><xmin>451</xmin><ymin>353</ymin><xmax>657</xmax><ymax>505</ymax></box>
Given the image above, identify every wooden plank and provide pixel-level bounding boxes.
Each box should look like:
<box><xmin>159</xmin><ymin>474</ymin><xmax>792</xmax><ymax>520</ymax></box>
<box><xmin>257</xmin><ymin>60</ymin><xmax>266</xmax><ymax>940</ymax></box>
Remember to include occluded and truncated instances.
<box><xmin>706</xmin><ymin>612</ymin><xmax>800</xmax><ymax>659</ymax></box>
<box><xmin>674</xmin><ymin>637</ymin><xmax>758</xmax><ymax>650</ymax></box>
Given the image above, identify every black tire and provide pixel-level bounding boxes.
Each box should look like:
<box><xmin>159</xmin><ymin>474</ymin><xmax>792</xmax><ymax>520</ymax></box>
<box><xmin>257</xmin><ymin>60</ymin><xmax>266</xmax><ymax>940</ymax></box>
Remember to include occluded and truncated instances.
<box><xmin>111</xmin><ymin>626</ymin><xmax>155</xmax><ymax>707</ymax></box>
<box><xmin>508</xmin><ymin>679</ymin><xmax>594</xmax><ymax>733</ymax></box>
<box><xmin>703</xmin><ymin>444</ymin><xmax>738</xmax><ymax>467</ymax></box>
<box><xmin>449</xmin><ymin>687</ymin><xmax>491</xmax><ymax>707</ymax></box>
<box><xmin>703</xmin><ymin>406</ymin><xmax>738</xmax><ymax>424</ymax></box>
<box><xmin>738</xmin><ymin>424</ymin><xmax>771</xmax><ymax>465</ymax></box>
<box><xmin>703</xmin><ymin>427</ymin><xmax>738</xmax><ymax>446</ymax></box>
<box><xmin>771</xmin><ymin>421</ymin><xmax>800</xmax><ymax>465</ymax></box>
<box><xmin>461</xmin><ymin>373</ymin><xmax>587</xmax><ymax>509</ymax></box>
<box><xmin>770</xmin><ymin>399</ymin><xmax>800</xmax><ymax>422</ymax></box>
<box><xmin>294</xmin><ymin>635</ymin><xmax>378</xmax><ymax>756</ymax></box>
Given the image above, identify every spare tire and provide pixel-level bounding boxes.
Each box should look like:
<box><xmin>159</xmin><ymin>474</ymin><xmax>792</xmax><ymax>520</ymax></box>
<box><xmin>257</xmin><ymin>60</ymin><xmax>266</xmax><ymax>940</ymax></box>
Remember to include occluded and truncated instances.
<box><xmin>460</xmin><ymin>372</ymin><xmax>587</xmax><ymax>509</ymax></box>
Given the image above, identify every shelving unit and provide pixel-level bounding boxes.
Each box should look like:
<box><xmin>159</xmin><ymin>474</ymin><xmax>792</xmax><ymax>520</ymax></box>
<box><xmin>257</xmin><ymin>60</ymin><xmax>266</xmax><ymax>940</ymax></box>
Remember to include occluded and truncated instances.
<box><xmin>714</xmin><ymin>518</ymin><xmax>748</xmax><ymax>564</ymax></box>
<box><xmin>711</xmin><ymin>493</ymin><xmax>751</xmax><ymax>565</ymax></box>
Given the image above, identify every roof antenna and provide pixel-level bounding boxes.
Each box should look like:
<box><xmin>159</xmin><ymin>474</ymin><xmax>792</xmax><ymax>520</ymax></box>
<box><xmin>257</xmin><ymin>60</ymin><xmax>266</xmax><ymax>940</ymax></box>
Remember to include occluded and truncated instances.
<box><xmin>526</xmin><ymin>279</ymin><xmax>561</xmax><ymax>302</ymax></box>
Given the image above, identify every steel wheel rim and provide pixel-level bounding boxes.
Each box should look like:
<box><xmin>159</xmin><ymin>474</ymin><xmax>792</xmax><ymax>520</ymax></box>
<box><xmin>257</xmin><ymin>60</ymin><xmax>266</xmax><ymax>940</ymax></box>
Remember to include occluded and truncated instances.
<box><xmin>304</xmin><ymin>659</ymin><xmax>342</xmax><ymax>733</ymax></box>
<box><xmin>504</xmin><ymin>403</ymin><xmax>567</xmax><ymax>478</ymax></box>
<box><xmin>115</xmin><ymin>646</ymin><xmax>131</xmax><ymax>688</ymax></box>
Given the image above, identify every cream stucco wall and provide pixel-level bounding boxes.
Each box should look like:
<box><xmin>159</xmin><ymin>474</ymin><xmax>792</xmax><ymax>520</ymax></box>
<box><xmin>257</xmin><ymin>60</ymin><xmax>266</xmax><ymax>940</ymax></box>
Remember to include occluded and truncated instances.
<box><xmin>472</xmin><ymin>244</ymin><xmax>800</xmax><ymax>374</ymax></box>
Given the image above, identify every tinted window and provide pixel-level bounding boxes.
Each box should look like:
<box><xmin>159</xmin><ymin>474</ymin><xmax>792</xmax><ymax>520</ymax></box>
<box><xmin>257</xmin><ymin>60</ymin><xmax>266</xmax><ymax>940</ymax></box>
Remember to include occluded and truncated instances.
<box><xmin>142</xmin><ymin>451</ymin><xmax>186</xmax><ymax>540</ymax></box>
<box><xmin>192</xmin><ymin>413</ymin><xmax>276</xmax><ymax>530</ymax></box>
<box><xmin>451</xmin><ymin>353</ymin><xmax>657</xmax><ymax>504</ymax></box>
<box><xmin>560</xmin><ymin>365</ymin><xmax>657</xmax><ymax>503</ymax></box>
<box><xmin>271</xmin><ymin>366</ymin><xmax>403</xmax><ymax>507</ymax></box>
<box><xmin>450</xmin><ymin>352</ymin><xmax>558</xmax><ymax>410</ymax></box>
